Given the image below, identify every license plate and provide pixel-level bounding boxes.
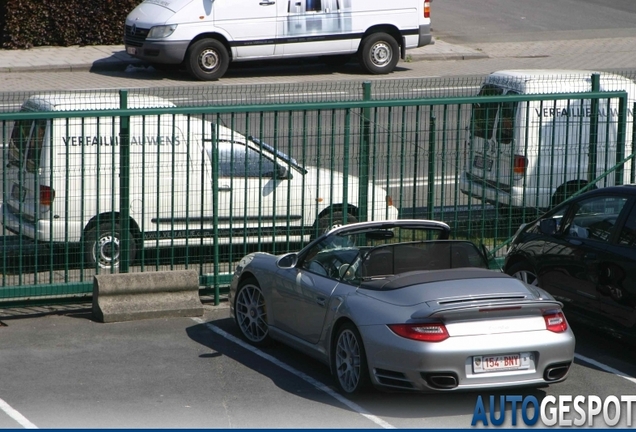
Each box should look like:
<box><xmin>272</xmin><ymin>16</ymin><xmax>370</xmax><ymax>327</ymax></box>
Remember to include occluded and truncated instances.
<box><xmin>11</xmin><ymin>184</ymin><xmax>26</xmax><ymax>201</ymax></box>
<box><xmin>473</xmin><ymin>155</ymin><xmax>493</xmax><ymax>171</ymax></box>
<box><xmin>126</xmin><ymin>46</ymin><xmax>137</xmax><ymax>55</ymax></box>
<box><xmin>473</xmin><ymin>352</ymin><xmax>531</xmax><ymax>373</ymax></box>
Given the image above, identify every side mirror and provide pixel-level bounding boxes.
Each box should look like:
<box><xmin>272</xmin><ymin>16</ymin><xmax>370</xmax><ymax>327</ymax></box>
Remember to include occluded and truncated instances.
<box><xmin>277</xmin><ymin>253</ymin><xmax>298</xmax><ymax>269</ymax></box>
<box><xmin>276</xmin><ymin>165</ymin><xmax>291</xmax><ymax>180</ymax></box>
<box><xmin>539</xmin><ymin>219</ymin><xmax>557</xmax><ymax>235</ymax></box>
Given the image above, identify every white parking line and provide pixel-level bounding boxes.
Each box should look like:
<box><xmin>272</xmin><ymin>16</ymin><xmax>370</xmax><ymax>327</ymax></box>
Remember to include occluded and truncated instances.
<box><xmin>0</xmin><ymin>398</ymin><xmax>37</xmax><ymax>429</ymax></box>
<box><xmin>574</xmin><ymin>353</ymin><xmax>636</xmax><ymax>386</ymax></box>
<box><xmin>192</xmin><ymin>318</ymin><xmax>396</xmax><ymax>429</ymax></box>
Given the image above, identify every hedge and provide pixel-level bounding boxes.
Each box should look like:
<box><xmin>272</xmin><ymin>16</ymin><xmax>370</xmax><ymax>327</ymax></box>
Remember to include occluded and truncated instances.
<box><xmin>1</xmin><ymin>0</ymin><xmax>143</xmax><ymax>49</ymax></box>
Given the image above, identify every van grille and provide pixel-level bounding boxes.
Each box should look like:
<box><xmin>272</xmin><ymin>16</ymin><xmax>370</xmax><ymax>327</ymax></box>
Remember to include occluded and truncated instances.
<box><xmin>125</xmin><ymin>25</ymin><xmax>150</xmax><ymax>47</ymax></box>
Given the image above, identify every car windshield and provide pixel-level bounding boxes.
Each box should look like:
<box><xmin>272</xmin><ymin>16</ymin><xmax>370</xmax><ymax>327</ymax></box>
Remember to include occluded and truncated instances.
<box><xmin>299</xmin><ymin>224</ymin><xmax>489</xmax><ymax>283</ymax></box>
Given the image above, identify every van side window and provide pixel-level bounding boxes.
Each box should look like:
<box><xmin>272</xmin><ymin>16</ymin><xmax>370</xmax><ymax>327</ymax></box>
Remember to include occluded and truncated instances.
<box><xmin>8</xmin><ymin>119</ymin><xmax>34</xmax><ymax>165</ymax></box>
<box><xmin>472</xmin><ymin>85</ymin><xmax>503</xmax><ymax>140</ymax></box>
<box><xmin>217</xmin><ymin>142</ymin><xmax>276</xmax><ymax>178</ymax></box>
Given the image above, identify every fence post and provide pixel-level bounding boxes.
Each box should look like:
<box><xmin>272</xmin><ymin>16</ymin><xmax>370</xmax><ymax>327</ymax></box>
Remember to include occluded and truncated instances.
<box><xmin>359</xmin><ymin>82</ymin><xmax>372</xmax><ymax>222</ymax></box>
<box><xmin>588</xmin><ymin>73</ymin><xmax>600</xmax><ymax>184</ymax></box>
<box><xmin>616</xmin><ymin>94</ymin><xmax>627</xmax><ymax>186</ymax></box>
<box><xmin>211</xmin><ymin>123</ymin><xmax>220</xmax><ymax>305</ymax></box>
<box><xmin>119</xmin><ymin>90</ymin><xmax>131</xmax><ymax>273</ymax></box>
<box><xmin>427</xmin><ymin>108</ymin><xmax>436</xmax><ymax>220</ymax></box>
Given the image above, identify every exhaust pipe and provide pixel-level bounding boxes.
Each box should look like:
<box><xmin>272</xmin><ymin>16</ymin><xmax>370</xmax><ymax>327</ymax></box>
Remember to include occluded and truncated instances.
<box><xmin>424</xmin><ymin>373</ymin><xmax>458</xmax><ymax>389</ymax></box>
<box><xmin>544</xmin><ymin>363</ymin><xmax>571</xmax><ymax>381</ymax></box>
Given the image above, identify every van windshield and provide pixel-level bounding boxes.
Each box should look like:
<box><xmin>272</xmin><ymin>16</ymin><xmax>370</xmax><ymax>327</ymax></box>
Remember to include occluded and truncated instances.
<box><xmin>7</xmin><ymin>116</ymin><xmax>46</xmax><ymax>173</ymax></box>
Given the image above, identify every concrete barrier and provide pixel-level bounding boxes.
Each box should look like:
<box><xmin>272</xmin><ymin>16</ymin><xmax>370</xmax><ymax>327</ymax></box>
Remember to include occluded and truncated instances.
<box><xmin>92</xmin><ymin>270</ymin><xmax>203</xmax><ymax>323</ymax></box>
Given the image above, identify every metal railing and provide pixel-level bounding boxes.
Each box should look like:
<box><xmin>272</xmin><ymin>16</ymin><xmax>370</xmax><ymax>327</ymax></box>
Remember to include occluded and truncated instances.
<box><xmin>0</xmin><ymin>79</ymin><xmax>634</xmax><ymax>306</ymax></box>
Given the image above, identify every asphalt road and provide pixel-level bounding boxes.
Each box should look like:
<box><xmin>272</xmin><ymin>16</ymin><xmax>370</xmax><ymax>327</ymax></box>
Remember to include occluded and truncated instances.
<box><xmin>1</xmin><ymin>303</ymin><xmax>635</xmax><ymax>428</ymax></box>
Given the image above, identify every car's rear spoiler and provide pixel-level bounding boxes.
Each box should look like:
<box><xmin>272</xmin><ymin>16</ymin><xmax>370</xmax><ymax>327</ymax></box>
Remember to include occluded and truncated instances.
<box><xmin>413</xmin><ymin>299</ymin><xmax>563</xmax><ymax>321</ymax></box>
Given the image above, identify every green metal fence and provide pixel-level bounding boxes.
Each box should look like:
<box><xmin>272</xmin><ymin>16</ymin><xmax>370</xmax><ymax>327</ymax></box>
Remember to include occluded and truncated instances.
<box><xmin>0</xmin><ymin>77</ymin><xmax>634</xmax><ymax>306</ymax></box>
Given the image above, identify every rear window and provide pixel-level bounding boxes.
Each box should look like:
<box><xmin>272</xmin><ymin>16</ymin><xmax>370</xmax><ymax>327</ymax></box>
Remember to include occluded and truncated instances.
<box><xmin>471</xmin><ymin>85</ymin><xmax>518</xmax><ymax>144</ymax></box>
<box><xmin>8</xmin><ymin>115</ymin><xmax>47</xmax><ymax>173</ymax></box>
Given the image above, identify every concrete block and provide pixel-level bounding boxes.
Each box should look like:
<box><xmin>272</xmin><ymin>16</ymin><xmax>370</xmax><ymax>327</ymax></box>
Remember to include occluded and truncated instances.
<box><xmin>92</xmin><ymin>270</ymin><xmax>203</xmax><ymax>323</ymax></box>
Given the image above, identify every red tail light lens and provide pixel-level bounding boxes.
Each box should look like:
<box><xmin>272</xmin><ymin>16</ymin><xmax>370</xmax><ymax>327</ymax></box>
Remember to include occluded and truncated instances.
<box><xmin>40</xmin><ymin>185</ymin><xmax>55</xmax><ymax>206</ymax></box>
<box><xmin>544</xmin><ymin>312</ymin><xmax>568</xmax><ymax>333</ymax></box>
<box><xmin>513</xmin><ymin>155</ymin><xmax>527</xmax><ymax>174</ymax></box>
<box><xmin>389</xmin><ymin>323</ymin><xmax>449</xmax><ymax>342</ymax></box>
<box><xmin>424</xmin><ymin>1</ymin><xmax>430</xmax><ymax>18</ymax></box>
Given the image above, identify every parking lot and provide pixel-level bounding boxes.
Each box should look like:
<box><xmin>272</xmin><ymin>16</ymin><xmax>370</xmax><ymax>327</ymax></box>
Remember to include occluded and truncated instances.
<box><xmin>1</xmin><ymin>299</ymin><xmax>635</xmax><ymax>429</ymax></box>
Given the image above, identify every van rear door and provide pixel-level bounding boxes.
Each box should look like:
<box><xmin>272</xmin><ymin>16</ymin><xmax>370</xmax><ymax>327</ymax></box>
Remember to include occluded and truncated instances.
<box><xmin>3</xmin><ymin>118</ymin><xmax>51</xmax><ymax>235</ymax></box>
<box><xmin>466</xmin><ymin>85</ymin><xmax>519</xmax><ymax>206</ymax></box>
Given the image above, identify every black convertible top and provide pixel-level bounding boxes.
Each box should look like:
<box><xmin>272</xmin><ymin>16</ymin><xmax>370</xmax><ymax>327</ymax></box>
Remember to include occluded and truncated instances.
<box><xmin>360</xmin><ymin>268</ymin><xmax>510</xmax><ymax>291</ymax></box>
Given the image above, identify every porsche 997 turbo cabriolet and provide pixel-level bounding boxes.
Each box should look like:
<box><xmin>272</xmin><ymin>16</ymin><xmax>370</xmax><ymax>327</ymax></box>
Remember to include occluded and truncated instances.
<box><xmin>229</xmin><ymin>220</ymin><xmax>575</xmax><ymax>394</ymax></box>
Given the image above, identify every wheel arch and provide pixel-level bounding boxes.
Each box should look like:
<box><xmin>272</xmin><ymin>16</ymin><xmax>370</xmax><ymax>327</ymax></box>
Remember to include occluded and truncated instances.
<box><xmin>188</xmin><ymin>33</ymin><xmax>233</xmax><ymax>61</ymax></box>
<box><xmin>82</xmin><ymin>212</ymin><xmax>142</xmax><ymax>244</ymax></box>
<box><xmin>316</xmin><ymin>204</ymin><xmax>360</xmax><ymax>221</ymax></box>
<box><xmin>357</xmin><ymin>25</ymin><xmax>402</xmax><ymax>53</ymax></box>
<box><xmin>551</xmin><ymin>179</ymin><xmax>597</xmax><ymax>208</ymax></box>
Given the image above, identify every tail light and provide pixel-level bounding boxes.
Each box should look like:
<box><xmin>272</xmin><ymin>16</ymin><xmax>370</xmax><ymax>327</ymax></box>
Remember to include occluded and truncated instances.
<box><xmin>386</xmin><ymin>195</ymin><xmax>394</xmax><ymax>207</ymax></box>
<box><xmin>40</xmin><ymin>185</ymin><xmax>55</xmax><ymax>206</ymax></box>
<box><xmin>544</xmin><ymin>312</ymin><xmax>568</xmax><ymax>333</ymax></box>
<box><xmin>389</xmin><ymin>323</ymin><xmax>449</xmax><ymax>342</ymax></box>
<box><xmin>424</xmin><ymin>1</ymin><xmax>431</xmax><ymax>18</ymax></box>
<box><xmin>513</xmin><ymin>155</ymin><xmax>527</xmax><ymax>175</ymax></box>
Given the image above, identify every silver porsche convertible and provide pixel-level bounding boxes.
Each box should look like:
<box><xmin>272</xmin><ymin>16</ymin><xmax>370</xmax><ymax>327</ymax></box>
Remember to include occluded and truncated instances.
<box><xmin>229</xmin><ymin>220</ymin><xmax>575</xmax><ymax>394</ymax></box>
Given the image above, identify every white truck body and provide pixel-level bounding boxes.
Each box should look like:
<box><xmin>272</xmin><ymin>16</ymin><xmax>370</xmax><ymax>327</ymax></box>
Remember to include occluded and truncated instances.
<box><xmin>1</xmin><ymin>94</ymin><xmax>398</xmax><ymax>268</ymax></box>
<box><xmin>461</xmin><ymin>70</ymin><xmax>636</xmax><ymax>211</ymax></box>
<box><xmin>124</xmin><ymin>0</ymin><xmax>432</xmax><ymax>80</ymax></box>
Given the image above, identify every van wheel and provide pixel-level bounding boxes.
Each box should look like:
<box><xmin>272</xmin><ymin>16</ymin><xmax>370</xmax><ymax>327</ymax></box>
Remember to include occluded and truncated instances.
<box><xmin>185</xmin><ymin>39</ymin><xmax>229</xmax><ymax>81</ymax></box>
<box><xmin>358</xmin><ymin>33</ymin><xmax>399</xmax><ymax>74</ymax></box>
<box><xmin>83</xmin><ymin>222</ymin><xmax>136</xmax><ymax>269</ymax></box>
<box><xmin>551</xmin><ymin>181</ymin><xmax>597</xmax><ymax>208</ymax></box>
<box><xmin>313</xmin><ymin>212</ymin><xmax>358</xmax><ymax>239</ymax></box>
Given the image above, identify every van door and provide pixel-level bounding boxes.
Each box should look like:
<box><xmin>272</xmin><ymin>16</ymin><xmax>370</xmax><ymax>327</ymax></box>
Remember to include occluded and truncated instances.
<box><xmin>213</xmin><ymin>0</ymin><xmax>278</xmax><ymax>58</ymax></box>
<box><xmin>466</xmin><ymin>85</ymin><xmax>520</xmax><ymax>207</ymax></box>
<box><xmin>3</xmin><ymin>118</ymin><xmax>51</xmax><ymax>237</ymax></box>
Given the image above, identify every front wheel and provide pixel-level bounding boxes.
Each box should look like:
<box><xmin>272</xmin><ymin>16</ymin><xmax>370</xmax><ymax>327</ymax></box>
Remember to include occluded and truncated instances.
<box><xmin>185</xmin><ymin>39</ymin><xmax>229</xmax><ymax>81</ymax></box>
<box><xmin>235</xmin><ymin>278</ymin><xmax>271</xmax><ymax>347</ymax></box>
<box><xmin>83</xmin><ymin>222</ymin><xmax>136</xmax><ymax>269</ymax></box>
<box><xmin>332</xmin><ymin>322</ymin><xmax>370</xmax><ymax>394</ymax></box>
<box><xmin>358</xmin><ymin>32</ymin><xmax>399</xmax><ymax>74</ymax></box>
<box><xmin>506</xmin><ymin>261</ymin><xmax>539</xmax><ymax>286</ymax></box>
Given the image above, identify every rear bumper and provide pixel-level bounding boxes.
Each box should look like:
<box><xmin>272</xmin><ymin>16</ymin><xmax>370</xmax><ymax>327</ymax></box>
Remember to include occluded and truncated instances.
<box><xmin>418</xmin><ymin>24</ymin><xmax>433</xmax><ymax>47</ymax></box>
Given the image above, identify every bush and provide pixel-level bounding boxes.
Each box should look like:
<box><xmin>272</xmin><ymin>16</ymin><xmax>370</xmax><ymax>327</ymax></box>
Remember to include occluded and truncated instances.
<box><xmin>1</xmin><ymin>0</ymin><xmax>143</xmax><ymax>49</ymax></box>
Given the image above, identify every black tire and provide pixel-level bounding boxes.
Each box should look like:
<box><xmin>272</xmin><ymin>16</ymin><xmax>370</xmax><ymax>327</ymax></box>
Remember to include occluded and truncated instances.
<box><xmin>551</xmin><ymin>182</ymin><xmax>597</xmax><ymax>208</ymax></box>
<box><xmin>358</xmin><ymin>32</ymin><xmax>399</xmax><ymax>74</ymax></box>
<box><xmin>332</xmin><ymin>322</ymin><xmax>371</xmax><ymax>394</ymax></box>
<box><xmin>83</xmin><ymin>222</ymin><xmax>136</xmax><ymax>269</ymax></box>
<box><xmin>234</xmin><ymin>278</ymin><xmax>271</xmax><ymax>347</ymax></box>
<box><xmin>315</xmin><ymin>211</ymin><xmax>359</xmax><ymax>238</ymax></box>
<box><xmin>185</xmin><ymin>39</ymin><xmax>229</xmax><ymax>81</ymax></box>
<box><xmin>505</xmin><ymin>261</ymin><xmax>539</xmax><ymax>286</ymax></box>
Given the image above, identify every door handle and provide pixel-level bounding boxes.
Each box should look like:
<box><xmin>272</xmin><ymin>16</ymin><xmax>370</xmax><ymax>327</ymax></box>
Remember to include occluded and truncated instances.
<box><xmin>259</xmin><ymin>1</ymin><xmax>275</xmax><ymax>5</ymax></box>
<box><xmin>316</xmin><ymin>297</ymin><xmax>326</xmax><ymax>307</ymax></box>
<box><xmin>218</xmin><ymin>185</ymin><xmax>231</xmax><ymax>192</ymax></box>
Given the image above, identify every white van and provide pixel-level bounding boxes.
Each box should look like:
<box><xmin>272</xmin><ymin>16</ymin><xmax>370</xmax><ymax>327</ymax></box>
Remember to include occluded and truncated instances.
<box><xmin>124</xmin><ymin>0</ymin><xmax>432</xmax><ymax>80</ymax></box>
<box><xmin>1</xmin><ymin>94</ymin><xmax>398</xmax><ymax>268</ymax></box>
<box><xmin>461</xmin><ymin>70</ymin><xmax>636</xmax><ymax>212</ymax></box>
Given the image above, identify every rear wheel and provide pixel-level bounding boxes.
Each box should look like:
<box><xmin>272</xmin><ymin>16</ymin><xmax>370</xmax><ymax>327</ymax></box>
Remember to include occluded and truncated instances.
<box><xmin>358</xmin><ymin>32</ymin><xmax>399</xmax><ymax>74</ymax></box>
<box><xmin>315</xmin><ymin>211</ymin><xmax>359</xmax><ymax>238</ymax></box>
<box><xmin>185</xmin><ymin>38</ymin><xmax>229</xmax><ymax>81</ymax></box>
<box><xmin>83</xmin><ymin>222</ymin><xmax>136</xmax><ymax>269</ymax></box>
<box><xmin>332</xmin><ymin>322</ymin><xmax>370</xmax><ymax>394</ymax></box>
<box><xmin>506</xmin><ymin>261</ymin><xmax>539</xmax><ymax>286</ymax></box>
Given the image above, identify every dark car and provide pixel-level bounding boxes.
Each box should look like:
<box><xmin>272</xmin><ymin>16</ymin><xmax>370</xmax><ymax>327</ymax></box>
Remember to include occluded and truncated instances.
<box><xmin>504</xmin><ymin>185</ymin><xmax>636</xmax><ymax>339</ymax></box>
